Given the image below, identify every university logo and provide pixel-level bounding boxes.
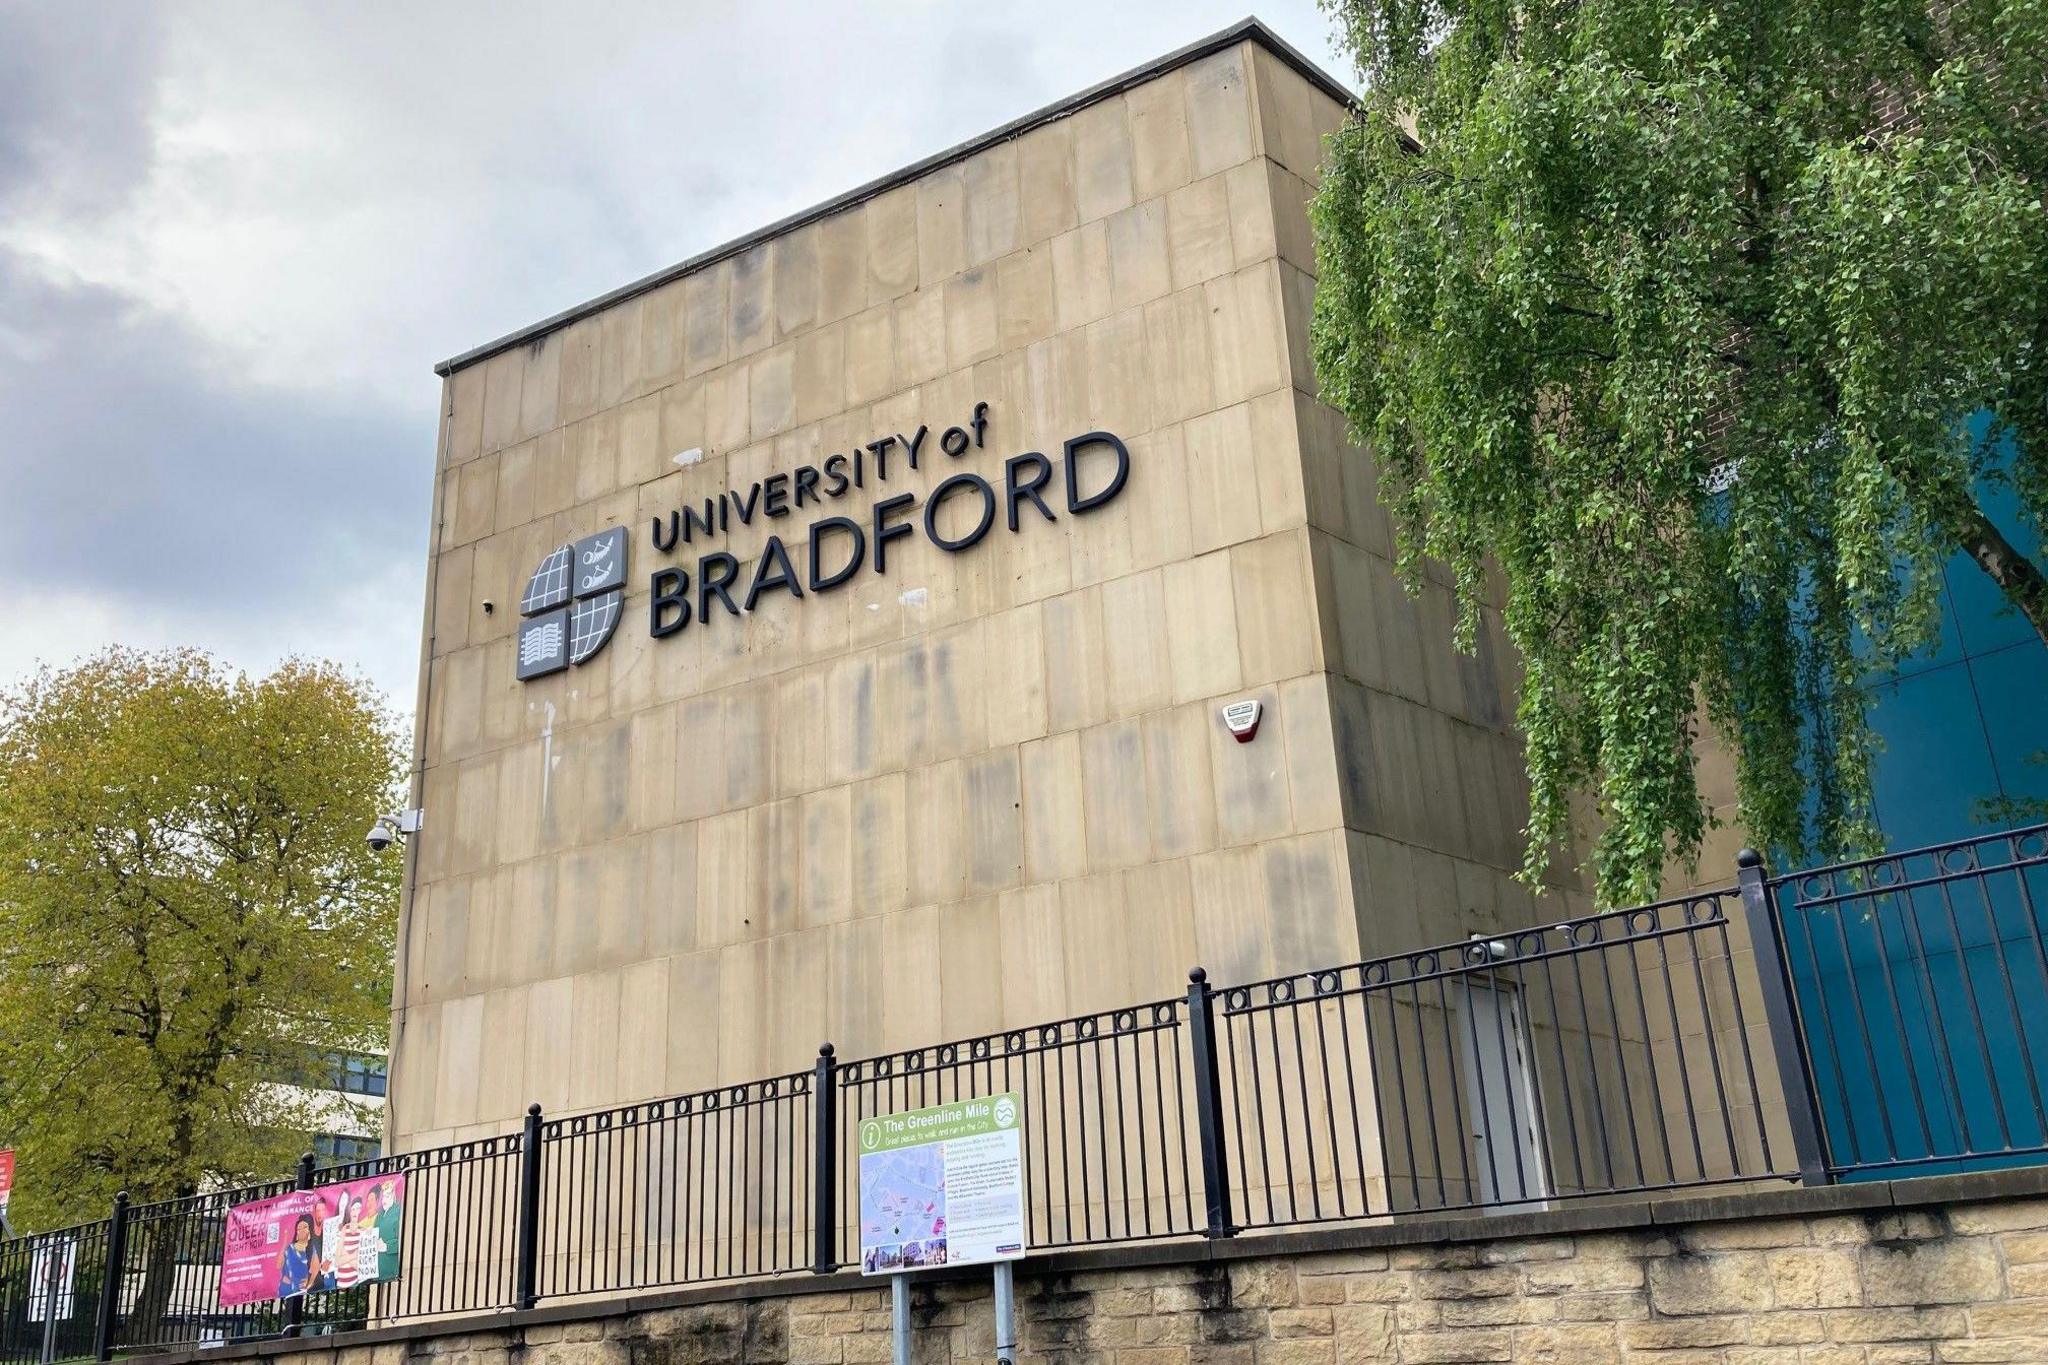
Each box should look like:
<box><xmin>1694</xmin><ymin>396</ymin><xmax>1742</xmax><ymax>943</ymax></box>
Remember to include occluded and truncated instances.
<box><xmin>516</xmin><ymin>526</ymin><xmax>627</xmax><ymax>681</ymax></box>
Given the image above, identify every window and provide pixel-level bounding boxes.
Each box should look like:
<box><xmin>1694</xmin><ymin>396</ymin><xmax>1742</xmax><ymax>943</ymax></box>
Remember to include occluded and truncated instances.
<box><xmin>270</xmin><ymin>1048</ymin><xmax>388</xmax><ymax>1096</ymax></box>
<box><xmin>340</xmin><ymin>1053</ymin><xmax>389</xmax><ymax>1097</ymax></box>
<box><xmin>312</xmin><ymin>1133</ymin><xmax>381</xmax><ymax>1164</ymax></box>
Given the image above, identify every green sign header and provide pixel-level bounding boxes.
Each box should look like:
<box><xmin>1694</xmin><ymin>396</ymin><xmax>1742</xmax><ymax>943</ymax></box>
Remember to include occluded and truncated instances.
<box><xmin>857</xmin><ymin>1092</ymin><xmax>1020</xmax><ymax>1154</ymax></box>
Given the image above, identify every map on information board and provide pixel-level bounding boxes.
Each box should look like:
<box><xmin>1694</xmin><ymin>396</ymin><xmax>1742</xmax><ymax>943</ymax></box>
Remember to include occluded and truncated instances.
<box><xmin>858</xmin><ymin>1092</ymin><xmax>1024</xmax><ymax>1274</ymax></box>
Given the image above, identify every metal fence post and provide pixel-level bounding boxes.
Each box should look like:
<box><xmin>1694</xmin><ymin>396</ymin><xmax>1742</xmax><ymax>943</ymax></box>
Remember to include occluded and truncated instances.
<box><xmin>811</xmin><ymin>1043</ymin><xmax>838</xmax><ymax>1274</ymax></box>
<box><xmin>1185</xmin><ymin>968</ymin><xmax>1236</xmax><ymax>1237</ymax></box>
<box><xmin>282</xmin><ymin>1151</ymin><xmax>315</xmax><ymax>1337</ymax></box>
<box><xmin>1736</xmin><ymin>848</ymin><xmax>1832</xmax><ymax>1185</ymax></box>
<box><xmin>514</xmin><ymin>1104</ymin><xmax>544</xmax><ymax>1310</ymax></box>
<box><xmin>92</xmin><ymin>1191</ymin><xmax>129</xmax><ymax>1363</ymax></box>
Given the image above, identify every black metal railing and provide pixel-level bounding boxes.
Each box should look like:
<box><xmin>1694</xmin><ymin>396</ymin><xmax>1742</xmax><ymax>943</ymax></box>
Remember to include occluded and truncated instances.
<box><xmin>1767</xmin><ymin>824</ymin><xmax>2048</xmax><ymax>1178</ymax></box>
<box><xmin>0</xmin><ymin>1218</ymin><xmax>113</xmax><ymax>1365</ymax></box>
<box><xmin>7</xmin><ymin>828</ymin><xmax>2047</xmax><ymax>1360</ymax></box>
<box><xmin>343</xmin><ymin>1135</ymin><xmax>523</xmax><ymax>1324</ymax></box>
<box><xmin>110</xmin><ymin>1183</ymin><xmax>293</xmax><ymax>1355</ymax></box>
<box><xmin>1212</xmin><ymin>883</ymin><xmax>1789</xmax><ymax>1225</ymax></box>
<box><xmin>832</xmin><ymin>995</ymin><xmax>1200</xmax><ymax>1267</ymax></box>
<box><xmin>536</xmin><ymin>1072</ymin><xmax>814</xmax><ymax>1300</ymax></box>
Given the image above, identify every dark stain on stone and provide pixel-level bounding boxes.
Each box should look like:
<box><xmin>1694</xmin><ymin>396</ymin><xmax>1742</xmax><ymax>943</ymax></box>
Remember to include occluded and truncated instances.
<box><xmin>628</xmin><ymin>1336</ymin><xmax>675</xmax><ymax>1365</ymax></box>
<box><xmin>1023</xmin><ymin>1275</ymin><xmax>1096</xmax><ymax>1322</ymax></box>
<box><xmin>742</xmin><ymin>1303</ymin><xmax>789</xmax><ymax>1365</ymax></box>
<box><xmin>1030</xmin><ymin>1317</ymin><xmax>1088</xmax><ymax>1351</ymax></box>
<box><xmin>1183</xmin><ymin>1264</ymin><xmax>1233</xmax><ymax>1312</ymax></box>
<box><xmin>1196</xmin><ymin>1310</ymin><xmax>1267</xmax><ymax>1344</ymax></box>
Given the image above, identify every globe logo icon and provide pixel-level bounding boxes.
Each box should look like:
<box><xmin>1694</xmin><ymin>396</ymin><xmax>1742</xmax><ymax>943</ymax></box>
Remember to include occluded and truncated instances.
<box><xmin>516</xmin><ymin>526</ymin><xmax>627</xmax><ymax>681</ymax></box>
<box><xmin>993</xmin><ymin>1096</ymin><xmax>1017</xmax><ymax>1129</ymax></box>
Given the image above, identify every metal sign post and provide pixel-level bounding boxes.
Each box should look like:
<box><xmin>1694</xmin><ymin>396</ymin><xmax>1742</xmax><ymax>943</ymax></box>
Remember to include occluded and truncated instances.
<box><xmin>39</xmin><ymin>1269</ymin><xmax>58</xmax><ymax>1365</ymax></box>
<box><xmin>992</xmin><ymin>1261</ymin><xmax>1016</xmax><ymax>1365</ymax></box>
<box><xmin>33</xmin><ymin>1236</ymin><xmax>74</xmax><ymax>1365</ymax></box>
<box><xmin>890</xmin><ymin>1274</ymin><xmax>910</xmax><ymax>1365</ymax></box>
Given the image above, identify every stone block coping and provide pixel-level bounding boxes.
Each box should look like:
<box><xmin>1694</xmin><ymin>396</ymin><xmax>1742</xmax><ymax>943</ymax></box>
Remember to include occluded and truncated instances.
<box><xmin>130</xmin><ymin>1163</ymin><xmax>2048</xmax><ymax>1365</ymax></box>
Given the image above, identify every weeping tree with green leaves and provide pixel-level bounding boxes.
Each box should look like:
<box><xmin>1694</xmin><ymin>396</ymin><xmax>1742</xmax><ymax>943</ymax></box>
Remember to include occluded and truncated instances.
<box><xmin>1311</xmin><ymin>0</ymin><xmax>2048</xmax><ymax>903</ymax></box>
<box><xmin>0</xmin><ymin>649</ymin><xmax>404</xmax><ymax>1235</ymax></box>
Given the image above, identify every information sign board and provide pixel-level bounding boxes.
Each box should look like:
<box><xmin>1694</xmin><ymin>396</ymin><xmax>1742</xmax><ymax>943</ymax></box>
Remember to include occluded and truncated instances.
<box><xmin>858</xmin><ymin>1093</ymin><xmax>1024</xmax><ymax>1274</ymax></box>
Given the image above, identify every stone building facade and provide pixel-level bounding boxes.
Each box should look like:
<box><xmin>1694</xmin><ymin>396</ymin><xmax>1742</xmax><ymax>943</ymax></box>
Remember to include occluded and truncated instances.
<box><xmin>390</xmin><ymin>21</ymin><xmax>1583</xmax><ymax>1152</ymax></box>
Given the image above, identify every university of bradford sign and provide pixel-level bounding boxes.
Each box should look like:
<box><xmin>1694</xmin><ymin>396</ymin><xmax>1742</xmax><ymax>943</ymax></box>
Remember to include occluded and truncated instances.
<box><xmin>514</xmin><ymin>401</ymin><xmax>1128</xmax><ymax>682</ymax></box>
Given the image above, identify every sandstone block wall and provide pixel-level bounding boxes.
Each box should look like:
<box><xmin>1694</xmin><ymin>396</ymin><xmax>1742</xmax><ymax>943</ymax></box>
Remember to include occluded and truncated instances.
<box><xmin>215</xmin><ymin>1180</ymin><xmax>2048</xmax><ymax>1365</ymax></box>
<box><xmin>394</xmin><ymin>22</ymin><xmax>1565</xmax><ymax>1155</ymax></box>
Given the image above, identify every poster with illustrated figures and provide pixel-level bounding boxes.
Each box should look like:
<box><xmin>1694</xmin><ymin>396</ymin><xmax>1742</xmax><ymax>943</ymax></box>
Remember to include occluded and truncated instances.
<box><xmin>219</xmin><ymin>1172</ymin><xmax>406</xmax><ymax>1307</ymax></box>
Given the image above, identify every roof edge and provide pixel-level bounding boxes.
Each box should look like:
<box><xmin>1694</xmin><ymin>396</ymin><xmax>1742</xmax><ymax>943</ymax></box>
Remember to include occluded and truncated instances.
<box><xmin>434</xmin><ymin>15</ymin><xmax>1356</xmax><ymax>377</ymax></box>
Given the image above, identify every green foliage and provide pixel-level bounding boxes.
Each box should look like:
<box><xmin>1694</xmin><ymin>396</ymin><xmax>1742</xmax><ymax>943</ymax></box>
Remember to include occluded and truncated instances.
<box><xmin>1311</xmin><ymin>0</ymin><xmax>2048</xmax><ymax>902</ymax></box>
<box><xmin>1977</xmin><ymin>752</ymin><xmax>2048</xmax><ymax>827</ymax></box>
<box><xmin>0</xmin><ymin>649</ymin><xmax>405</xmax><ymax>1227</ymax></box>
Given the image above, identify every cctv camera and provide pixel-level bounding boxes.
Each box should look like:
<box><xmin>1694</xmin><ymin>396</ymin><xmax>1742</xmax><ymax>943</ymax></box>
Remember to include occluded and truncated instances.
<box><xmin>366</xmin><ymin>808</ymin><xmax>424</xmax><ymax>853</ymax></box>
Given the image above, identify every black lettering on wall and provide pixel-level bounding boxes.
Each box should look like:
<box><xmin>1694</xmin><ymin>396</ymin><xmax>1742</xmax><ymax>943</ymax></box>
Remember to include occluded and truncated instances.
<box><xmin>745</xmin><ymin>536</ymin><xmax>804</xmax><ymax>610</ymax></box>
<box><xmin>900</xmin><ymin>425</ymin><xmax>928</xmax><ymax>469</ymax></box>
<box><xmin>636</xmin><ymin>413</ymin><xmax>1132</xmax><ymax>643</ymax></box>
<box><xmin>867</xmin><ymin>436</ymin><xmax>897</xmax><ymax>482</ymax></box>
<box><xmin>1004</xmin><ymin>452</ymin><xmax>1057</xmax><ymax>531</ymax></box>
<box><xmin>925</xmin><ymin>473</ymin><xmax>997</xmax><ymax>552</ymax></box>
<box><xmin>823</xmin><ymin>454</ymin><xmax>850</xmax><ymax>498</ymax></box>
<box><xmin>684</xmin><ymin>498</ymin><xmax>717</xmax><ymax>544</ymax></box>
<box><xmin>809</xmin><ymin>516</ymin><xmax>866</xmax><ymax>592</ymax></box>
<box><xmin>700</xmin><ymin>551</ymin><xmax>742</xmax><ymax>618</ymax></box>
<box><xmin>872</xmin><ymin>493</ymin><xmax>917</xmax><ymax>574</ymax></box>
<box><xmin>1065</xmin><ymin>431</ymin><xmax>1130</xmax><ymax>513</ymax></box>
<box><xmin>732</xmin><ymin>483</ymin><xmax>763</xmax><ymax>525</ymax></box>
<box><xmin>650</xmin><ymin>567</ymin><xmax>692</xmax><ymax>636</ymax></box>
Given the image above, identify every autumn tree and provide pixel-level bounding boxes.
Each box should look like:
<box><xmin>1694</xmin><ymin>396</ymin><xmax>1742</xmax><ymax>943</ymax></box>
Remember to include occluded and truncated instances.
<box><xmin>0</xmin><ymin>648</ymin><xmax>404</xmax><ymax>1229</ymax></box>
<box><xmin>1311</xmin><ymin>0</ymin><xmax>2048</xmax><ymax>901</ymax></box>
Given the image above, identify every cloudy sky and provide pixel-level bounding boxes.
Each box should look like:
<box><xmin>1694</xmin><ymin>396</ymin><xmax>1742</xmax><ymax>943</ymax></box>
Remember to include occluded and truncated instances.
<box><xmin>0</xmin><ymin>3</ymin><xmax>1352</xmax><ymax>716</ymax></box>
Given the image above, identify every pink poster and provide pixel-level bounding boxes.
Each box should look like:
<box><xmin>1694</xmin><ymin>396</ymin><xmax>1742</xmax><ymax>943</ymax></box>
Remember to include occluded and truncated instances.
<box><xmin>219</xmin><ymin>1171</ymin><xmax>407</xmax><ymax>1307</ymax></box>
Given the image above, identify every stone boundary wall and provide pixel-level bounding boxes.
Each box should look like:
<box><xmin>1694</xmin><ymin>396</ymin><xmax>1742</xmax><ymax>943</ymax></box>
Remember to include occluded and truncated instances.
<box><xmin>160</xmin><ymin>1171</ymin><xmax>2048</xmax><ymax>1365</ymax></box>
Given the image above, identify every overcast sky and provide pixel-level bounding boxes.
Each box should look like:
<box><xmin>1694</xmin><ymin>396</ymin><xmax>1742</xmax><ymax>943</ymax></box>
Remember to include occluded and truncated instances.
<box><xmin>0</xmin><ymin>3</ymin><xmax>1351</xmax><ymax>716</ymax></box>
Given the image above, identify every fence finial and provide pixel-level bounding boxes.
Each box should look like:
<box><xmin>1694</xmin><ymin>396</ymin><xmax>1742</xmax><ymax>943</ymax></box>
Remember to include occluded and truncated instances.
<box><xmin>1733</xmin><ymin>843</ymin><xmax>1828</xmax><ymax>1184</ymax></box>
<box><xmin>812</xmin><ymin>1043</ymin><xmax>840</xmax><ymax>1275</ymax></box>
<box><xmin>95</xmin><ymin>1191</ymin><xmax>132</xmax><ymax>1361</ymax></box>
<box><xmin>1184</xmin><ymin>967</ymin><xmax>1232</xmax><ymax>1238</ymax></box>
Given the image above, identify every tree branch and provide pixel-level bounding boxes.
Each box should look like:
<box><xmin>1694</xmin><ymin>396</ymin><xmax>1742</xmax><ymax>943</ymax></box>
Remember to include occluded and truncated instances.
<box><xmin>1952</xmin><ymin>501</ymin><xmax>2048</xmax><ymax>646</ymax></box>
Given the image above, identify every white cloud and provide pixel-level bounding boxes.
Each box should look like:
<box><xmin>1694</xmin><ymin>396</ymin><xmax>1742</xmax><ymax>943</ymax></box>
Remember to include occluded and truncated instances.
<box><xmin>0</xmin><ymin>2</ymin><xmax>1350</xmax><ymax>716</ymax></box>
<box><xmin>0</xmin><ymin>558</ymin><xmax>424</xmax><ymax>716</ymax></box>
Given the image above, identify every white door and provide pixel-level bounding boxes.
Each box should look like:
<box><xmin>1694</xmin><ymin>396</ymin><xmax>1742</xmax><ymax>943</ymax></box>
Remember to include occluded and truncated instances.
<box><xmin>1457</xmin><ymin>979</ymin><xmax>1550</xmax><ymax>1208</ymax></box>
